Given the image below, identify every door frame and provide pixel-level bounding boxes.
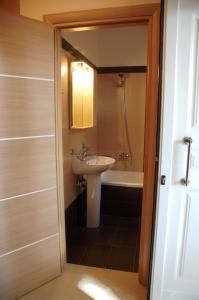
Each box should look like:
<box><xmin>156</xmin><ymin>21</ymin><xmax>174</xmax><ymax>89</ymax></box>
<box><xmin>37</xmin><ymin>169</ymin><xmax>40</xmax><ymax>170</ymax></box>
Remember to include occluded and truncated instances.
<box><xmin>44</xmin><ymin>3</ymin><xmax>160</xmax><ymax>286</ymax></box>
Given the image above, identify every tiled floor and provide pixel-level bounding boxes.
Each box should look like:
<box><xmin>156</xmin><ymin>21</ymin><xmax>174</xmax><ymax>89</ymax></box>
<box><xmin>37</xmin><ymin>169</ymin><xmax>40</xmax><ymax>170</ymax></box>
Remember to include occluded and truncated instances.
<box><xmin>20</xmin><ymin>264</ymin><xmax>147</xmax><ymax>300</ymax></box>
<box><xmin>67</xmin><ymin>215</ymin><xmax>141</xmax><ymax>272</ymax></box>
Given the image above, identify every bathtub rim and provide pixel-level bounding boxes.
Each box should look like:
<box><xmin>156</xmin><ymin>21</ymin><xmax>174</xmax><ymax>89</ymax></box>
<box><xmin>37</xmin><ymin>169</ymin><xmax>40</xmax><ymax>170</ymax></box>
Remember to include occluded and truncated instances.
<box><xmin>101</xmin><ymin>170</ymin><xmax>144</xmax><ymax>188</ymax></box>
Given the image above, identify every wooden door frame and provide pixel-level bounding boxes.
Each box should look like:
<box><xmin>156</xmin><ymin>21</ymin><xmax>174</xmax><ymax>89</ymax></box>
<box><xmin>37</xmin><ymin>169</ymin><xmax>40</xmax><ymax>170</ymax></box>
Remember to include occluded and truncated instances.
<box><xmin>44</xmin><ymin>3</ymin><xmax>160</xmax><ymax>286</ymax></box>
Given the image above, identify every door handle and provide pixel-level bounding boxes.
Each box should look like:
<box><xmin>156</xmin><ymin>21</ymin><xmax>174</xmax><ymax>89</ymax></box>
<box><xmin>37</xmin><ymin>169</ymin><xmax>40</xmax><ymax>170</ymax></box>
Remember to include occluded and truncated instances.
<box><xmin>181</xmin><ymin>137</ymin><xmax>193</xmax><ymax>186</ymax></box>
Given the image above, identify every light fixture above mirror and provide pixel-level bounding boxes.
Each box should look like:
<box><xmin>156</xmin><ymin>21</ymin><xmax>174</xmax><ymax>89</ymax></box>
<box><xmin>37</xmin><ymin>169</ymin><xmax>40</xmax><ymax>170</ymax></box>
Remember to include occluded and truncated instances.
<box><xmin>70</xmin><ymin>61</ymin><xmax>94</xmax><ymax>129</ymax></box>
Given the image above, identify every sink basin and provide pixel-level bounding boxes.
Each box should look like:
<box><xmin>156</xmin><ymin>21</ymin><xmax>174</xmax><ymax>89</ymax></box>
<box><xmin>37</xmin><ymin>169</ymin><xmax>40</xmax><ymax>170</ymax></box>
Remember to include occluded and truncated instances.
<box><xmin>72</xmin><ymin>155</ymin><xmax>115</xmax><ymax>175</ymax></box>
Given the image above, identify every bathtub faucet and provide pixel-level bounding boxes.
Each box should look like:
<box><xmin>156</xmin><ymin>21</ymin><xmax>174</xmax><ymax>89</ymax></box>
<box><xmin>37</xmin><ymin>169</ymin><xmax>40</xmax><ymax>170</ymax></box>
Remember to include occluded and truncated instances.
<box><xmin>117</xmin><ymin>152</ymin><xmax>129</xmax><ymax>160</ymax></box>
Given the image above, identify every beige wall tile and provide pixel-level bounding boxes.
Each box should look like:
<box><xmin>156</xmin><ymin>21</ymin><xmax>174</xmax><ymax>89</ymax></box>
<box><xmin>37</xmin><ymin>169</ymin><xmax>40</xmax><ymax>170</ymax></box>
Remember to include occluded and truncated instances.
<box><xmin>97</xmin><ymin>73</ymin><xmax>146</xmax><ymax>172</ymax></box>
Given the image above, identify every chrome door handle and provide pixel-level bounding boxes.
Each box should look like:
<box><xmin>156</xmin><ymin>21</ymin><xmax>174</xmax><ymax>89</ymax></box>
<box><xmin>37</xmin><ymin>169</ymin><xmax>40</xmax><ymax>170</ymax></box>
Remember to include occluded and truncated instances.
<box><xmin>181</xmin><ymin>137</ymin><xmax>193</xmax><ymax>186</ymax></box>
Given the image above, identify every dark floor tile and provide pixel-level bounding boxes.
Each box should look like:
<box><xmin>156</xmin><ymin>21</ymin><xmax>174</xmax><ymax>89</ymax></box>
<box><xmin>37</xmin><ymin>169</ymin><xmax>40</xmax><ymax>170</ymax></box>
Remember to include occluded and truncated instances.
<box><xmin>69</xmin><ymin>227</ymin><xmax>87</xmax><ymax>244</ymax></box>
<box><xmin>118</xmin><ymin>217</ymin><xmax>140</xmax><ymax>229</ymax></box>
<box><xmin>67</xmin><ymin>243</ymin><xmax>87</xmax><ymax>264</ymax></box>
<box><xmin>113</xmin><ymin>228</ymin><xmax>138</xmax><ymax>247</ymax></box>
<box><xmin>70</xmin><ymin>226</ymin><xmax>115</xmax><ymax>246</ymax></box>
<box><xmin>100</xmin><ymin>215</ymin><xmax>120</xmax><ymax>228</ymax></box>
<box><xmin>107</xmin><ymin>246</ymin><xmax>135</xmax><ymax>272</ymax></box>
<box><xmin>80</xmin><ymin>245</ymin><xmax>110</xmax><ymax>268</ymax></box>
<box><xmin>66</xmin><ymin>215</ymin><xmax>141</xmax><ymax>272</ymax></box>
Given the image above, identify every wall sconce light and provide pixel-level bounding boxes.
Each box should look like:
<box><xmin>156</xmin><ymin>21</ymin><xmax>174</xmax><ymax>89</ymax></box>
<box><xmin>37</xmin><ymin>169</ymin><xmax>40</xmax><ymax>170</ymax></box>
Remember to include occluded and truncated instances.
<box><xmin>70</xmin><ymin>61</ymin><xmax>94</xmax><ymax>129</ymax></box>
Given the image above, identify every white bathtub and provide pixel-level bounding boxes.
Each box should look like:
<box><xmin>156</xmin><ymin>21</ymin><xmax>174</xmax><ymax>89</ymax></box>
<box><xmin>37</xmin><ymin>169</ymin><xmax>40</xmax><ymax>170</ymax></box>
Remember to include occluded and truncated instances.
<box><xmin>101</xmin><ymin>170</ymin><xmax>144</xmax><ymax>188</ymax></box>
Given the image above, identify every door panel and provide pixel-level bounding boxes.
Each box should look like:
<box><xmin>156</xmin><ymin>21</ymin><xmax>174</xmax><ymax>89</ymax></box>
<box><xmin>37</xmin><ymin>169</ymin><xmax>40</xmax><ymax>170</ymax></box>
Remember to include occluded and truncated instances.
<box><xmin>0</xmin><ymin>12</ymin><xmax>54</xmax><ymax>79</ymax></box>
<box><xmin>0</xmin><ymin>11</ymin><xmax>61</xmax><ymax>300</ymax></box>
<box><xmin>178</xmin><ymin>192</ymin><xmax>199</xmax><ymax>280</ymax></box>
<box><xmin>0</xmin><ymin>235</ymin><xmax>60</xmax><ymax>300</ymax></box>
<box><xmin>0</xmin><ymin>77</ymin><xmax>55</xmax><ymax>137</ymax></box>
<box><xmin>0</xmin><ymin>138</ymin><xmax>56</xmax><ymax>199</ymax></box>
<box><xmin>160</xmin><ymin>1</ymin><xmax>199</xmax><ymax>299</ymax></box>
<box><xmin>0</xmin><ymin>189</ymin><xmax>58</xmax><ymax>255</ymax></box>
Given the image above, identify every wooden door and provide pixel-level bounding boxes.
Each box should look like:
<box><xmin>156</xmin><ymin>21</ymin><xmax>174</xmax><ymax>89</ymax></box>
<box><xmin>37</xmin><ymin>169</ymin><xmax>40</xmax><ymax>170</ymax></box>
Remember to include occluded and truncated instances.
<box><xmin>0</xmin><ymin>10</ymin><xmax>62</xmax><ymax>300</ymax></box>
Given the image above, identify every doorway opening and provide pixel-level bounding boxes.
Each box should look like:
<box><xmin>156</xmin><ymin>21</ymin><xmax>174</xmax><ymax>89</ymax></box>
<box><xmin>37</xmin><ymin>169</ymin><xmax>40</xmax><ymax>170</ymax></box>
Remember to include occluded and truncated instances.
<box><xmin>45</xmin><ymin>3</ymin><xmax>160</xmax><ymax>291</ymax></box>
<box><xmin>61</xmin><ymin>24</ymin><xmax>147</xmax><ymax>273</ymax></box>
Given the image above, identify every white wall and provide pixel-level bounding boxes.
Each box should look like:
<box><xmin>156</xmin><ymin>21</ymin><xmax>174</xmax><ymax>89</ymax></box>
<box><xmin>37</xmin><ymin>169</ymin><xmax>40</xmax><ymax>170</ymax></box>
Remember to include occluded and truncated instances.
<box><xmin>62</xmin><ymin>26</ymin><xmax>148</xmax><ymax>67</ymax></box>
<box><xmin>20</xmin><ymin>0</ymin><xmax>160</xmax><ymax>21</ymax></box>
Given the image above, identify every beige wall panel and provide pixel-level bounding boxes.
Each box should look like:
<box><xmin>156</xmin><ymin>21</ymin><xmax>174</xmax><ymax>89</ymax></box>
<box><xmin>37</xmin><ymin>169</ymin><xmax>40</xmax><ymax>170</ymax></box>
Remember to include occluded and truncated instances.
<box><xmin>0</xmin><ymin>235</ymin><xmax>60</xmax><ymax>300</ymax></box>
<box><xmin>0</xmin><ymin>77</ymin><xmax>55</xmax><ymax>138</ymax></box>
<box><xmin>0</xmin><ymin>189</ymin><xmax>58</xmax><ymax>255</ymax></box>
<box><xmin>0</xmin><ymin>11</ymin><xmax>54</xmax><ymax>79</ymax></box>
<box><xmin>0</xmin><ymin>138</ymin><xmax>56</xmax><ymax>199</ymax></box>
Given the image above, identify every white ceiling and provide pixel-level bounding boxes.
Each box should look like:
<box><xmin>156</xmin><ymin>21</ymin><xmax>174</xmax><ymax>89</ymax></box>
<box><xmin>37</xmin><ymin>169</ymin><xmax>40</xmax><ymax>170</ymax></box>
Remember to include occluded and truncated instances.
<box><xmin>62</xmin><ymin>26</ymin><xmax>148</xmax><ymax>67</ymax></box>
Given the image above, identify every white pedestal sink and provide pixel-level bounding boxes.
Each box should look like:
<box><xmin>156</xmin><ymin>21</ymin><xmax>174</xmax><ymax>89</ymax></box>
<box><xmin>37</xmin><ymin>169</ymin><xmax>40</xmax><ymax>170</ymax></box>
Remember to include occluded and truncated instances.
<box><xmin>72</xmin><ymin>155</ymin><xmax>115</xmax><ymax>228</ymax></box>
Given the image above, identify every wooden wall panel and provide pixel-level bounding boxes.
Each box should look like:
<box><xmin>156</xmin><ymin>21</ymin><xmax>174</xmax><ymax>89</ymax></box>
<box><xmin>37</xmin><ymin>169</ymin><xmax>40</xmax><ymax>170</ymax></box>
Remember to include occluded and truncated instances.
<box><xmin>0</xmin><ymin>138</ymin><xmax>56</xmax><ymax>199</ymax></box>
<box><xmin>0</xmin><ymin>10</ymin><xmax>62</xmax><ymax>299</ymax></box>
<box><xmin>0</xmin><ymin>236</ymin><xmax>61</xmax><ymax>300</ymax></box>
<box><xmin>0</xmin><ymin>77</ymin><xmax>55</xmax><ymax>138</ymax></box>
<box><xmin>0</xmin><ymin>189</ymin><xmax>59</xmax><ymax>255</ymax></box>
<box><xmin>0</xmin><ymin>11</ymin><xmax>54</xmax><ymax>79</ymax></box>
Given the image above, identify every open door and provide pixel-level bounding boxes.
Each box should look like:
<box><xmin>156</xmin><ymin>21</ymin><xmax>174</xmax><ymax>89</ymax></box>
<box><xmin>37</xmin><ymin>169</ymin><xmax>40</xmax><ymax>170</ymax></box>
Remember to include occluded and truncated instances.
<box><xmin>0</xmin><ymin>11</ymin><xmax>64</xmax><ymax>300</ymax></box>
<box><xmin>151</xmin><ymin>0</ymin><xmax>199</xmax><ymax>299</ymax></box>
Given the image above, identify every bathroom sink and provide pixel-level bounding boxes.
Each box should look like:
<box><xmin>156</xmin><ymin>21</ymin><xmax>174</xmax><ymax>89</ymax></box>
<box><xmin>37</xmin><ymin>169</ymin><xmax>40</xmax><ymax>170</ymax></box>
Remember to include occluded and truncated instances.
<box><xmin>72</xmin><ymin>155</ymin><xmax>115</xmax><ymax>175</ymax></box>
<box><xmin>72</xmin><ymin>155</ymin><xmax>115</xmax><ymax>227</ymax></box>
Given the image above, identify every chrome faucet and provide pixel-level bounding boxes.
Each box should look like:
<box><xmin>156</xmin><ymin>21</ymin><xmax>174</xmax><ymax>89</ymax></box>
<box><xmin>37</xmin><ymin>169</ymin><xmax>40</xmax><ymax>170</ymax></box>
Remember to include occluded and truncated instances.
<box><xmin>71</xmin><ymin>143</ymin><xmax>90</xmax><ymax>161</ymax></box>
<box><xmin>117</xmin><ymin>152</ymin><xmax>130</xmax><ymax>160</ymax></box>
<box><xmin>80</xmin><ymin>143</ymin><xmax>90</xmax><ymax>160</ymax></box>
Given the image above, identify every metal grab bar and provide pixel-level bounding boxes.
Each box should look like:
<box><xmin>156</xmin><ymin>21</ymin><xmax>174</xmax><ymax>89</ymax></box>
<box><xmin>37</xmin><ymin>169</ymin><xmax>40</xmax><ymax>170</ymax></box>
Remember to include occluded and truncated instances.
<box><xmin>181</xmin><ymin>137</ymin><xmax>193</xmax><ymax>186</ymax></box>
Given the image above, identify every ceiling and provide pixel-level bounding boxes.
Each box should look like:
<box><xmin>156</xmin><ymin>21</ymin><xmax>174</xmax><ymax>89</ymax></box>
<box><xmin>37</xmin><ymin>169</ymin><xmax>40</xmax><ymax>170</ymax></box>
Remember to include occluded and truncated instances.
<box><xmin>61</xmin><ymin>26</ymin><xmax>148</xmax><ymax>67</ymax></box>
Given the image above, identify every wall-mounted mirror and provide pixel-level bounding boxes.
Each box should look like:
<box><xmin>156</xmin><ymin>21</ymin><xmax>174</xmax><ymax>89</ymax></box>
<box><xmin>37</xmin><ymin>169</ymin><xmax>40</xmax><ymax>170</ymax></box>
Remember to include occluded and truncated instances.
<box><xmin>69</xmin><ymin>61</ymin><xmax>94</xmax><ymax>129</ymax></box>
